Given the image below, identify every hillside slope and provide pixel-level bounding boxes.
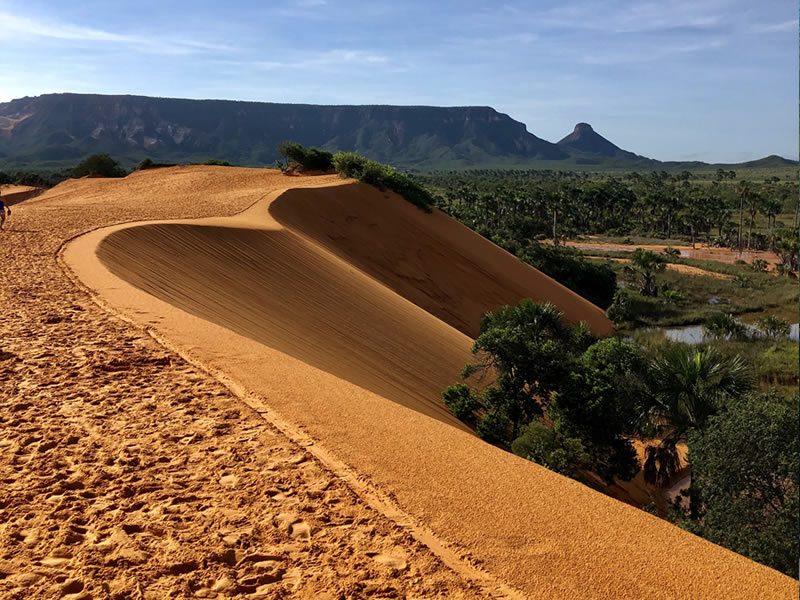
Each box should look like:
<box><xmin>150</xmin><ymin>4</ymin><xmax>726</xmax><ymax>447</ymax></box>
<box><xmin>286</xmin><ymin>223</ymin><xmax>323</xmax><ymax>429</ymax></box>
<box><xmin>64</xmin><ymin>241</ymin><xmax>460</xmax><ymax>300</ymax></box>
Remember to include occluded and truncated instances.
<box><xmin>0</xmin><ymin>93</ymin><xmax>567</xmax><ymax>168</ymax></box>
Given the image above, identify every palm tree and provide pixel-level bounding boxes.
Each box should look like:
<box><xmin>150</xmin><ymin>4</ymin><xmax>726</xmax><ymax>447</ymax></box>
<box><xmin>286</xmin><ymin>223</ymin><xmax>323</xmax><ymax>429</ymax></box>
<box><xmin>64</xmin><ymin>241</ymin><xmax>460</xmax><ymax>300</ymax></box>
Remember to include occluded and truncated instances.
<box><xmin>641</xmin><ymin>346</ymin><xmax>752</xmax><ymax>486</ymax></box>
<box><xmin>626</xmin><ymin>249</ymin><xmax>666</xmax><ymax>296</ymax></box>
<box><xmin>736</xmin><ymin>180</ymin><xmax>751</xmax><ymax>252</ymax></box>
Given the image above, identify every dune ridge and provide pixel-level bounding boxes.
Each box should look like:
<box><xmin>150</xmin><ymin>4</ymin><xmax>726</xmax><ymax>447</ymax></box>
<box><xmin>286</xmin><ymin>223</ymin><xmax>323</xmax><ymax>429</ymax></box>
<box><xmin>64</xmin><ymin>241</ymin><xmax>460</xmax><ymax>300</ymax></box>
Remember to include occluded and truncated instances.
<box><xmin>55</xmin><ymin>167</ymin><xmax>797</xmax><ymax>599</ymax></box>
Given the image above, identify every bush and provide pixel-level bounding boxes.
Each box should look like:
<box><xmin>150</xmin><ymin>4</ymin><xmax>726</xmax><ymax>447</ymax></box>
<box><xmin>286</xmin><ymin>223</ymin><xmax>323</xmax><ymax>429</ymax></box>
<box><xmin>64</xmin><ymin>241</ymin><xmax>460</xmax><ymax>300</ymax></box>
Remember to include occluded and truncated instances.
<box><xmin>756</xmin><ymin>315</ymin><xmax>791</xmax><ymax>339</ymax></box>
<box><xmin>330</xmin><ymin>150</ymin><xmax>434</xmax><ymax>211</ymax></box>
<box><xmin>511</xmin><ymin>421</ymin><xmax>589</xmax><ymax>479</ymax></box>
<box><xmin>703</xmin><ymin>313</ymin><xmax>748</xmax><ymax>340</ymax></box>
<box><xmin>442</xmin><ymin>383</ymin><xmax>479</xmax><ymax>421</ymax></box>
<box><xmin>135</xmin><ymin>158</ymin><xmax>177</xmax><ymax>171</ymax></box>
<box><xmin>663</xmin><ymin>247</ymin><xmax>681</xmax><ymax>259</ymax></box>
<box><xmin>72</xmin><ymin>154</ymin><xmax>126</xmax><ymax>178</ymax></box>
<box><xmin>751</xmin><ymin>258</ymin><xmax>768</xmax><ymax>272</ymax></box>
<box><xmin>661</xmin><ymin>289</ymin><xmax>683</xmax><ymax>305</ymax></box>
<box><xmin>277</xmin><ymin>141</ymin><xmax>333</xmax><ymax>172</ymax></box>
<box><xmin>331</xmin><ymin>152</ymin><xmax>367</xmax><ymax>176</ymax></box>
<box><xmin>607</xmin><ymin>288</ymin><xmax>665</xmax><ymax>326</ymax></box>
<box><xmin>476</xmin><ymin>411</ymin><xmax>510</xmax><ymax>445</ymax></box>
<box><xmin>687</xmin><ymin>392</ymin><xmax>798</xmax><ymax>577</ymax></box>
<box><xmin>202</xmin><ymin>159</ymin><xmax>232</xmax><ymax>166</ymax></box>
<box><xmin>519</xmin><ymin>244</ymin><xmax>617</xmax><ymax>309</ymax></box>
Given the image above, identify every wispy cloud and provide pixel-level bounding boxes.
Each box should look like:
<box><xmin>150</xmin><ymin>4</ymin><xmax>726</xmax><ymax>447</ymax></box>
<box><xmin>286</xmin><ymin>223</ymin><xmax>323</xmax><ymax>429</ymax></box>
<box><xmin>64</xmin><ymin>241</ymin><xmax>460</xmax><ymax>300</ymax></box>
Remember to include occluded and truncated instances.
<box><xmin>0</xmin><ymin>11</ymin><xmax>233</xmax><ymax>55</ymax></box>
<box><xmin>750</xmin><ymin>19</ymin><xmax>798</xmax><ymax>34</ymax></box>
<box><xmin>582</xmin><ymin>38</ymin><xmax>727</xmax><ymax>65</ymax></box>
<box><xmin>536</xmin><ymin>1</ymin><xmax>727</xmax><ymax>34</ymax></box>
<box><xmin>217</xmin><ymin>49</ymin><xmax>390</xmax><ymax>73</ymax></box>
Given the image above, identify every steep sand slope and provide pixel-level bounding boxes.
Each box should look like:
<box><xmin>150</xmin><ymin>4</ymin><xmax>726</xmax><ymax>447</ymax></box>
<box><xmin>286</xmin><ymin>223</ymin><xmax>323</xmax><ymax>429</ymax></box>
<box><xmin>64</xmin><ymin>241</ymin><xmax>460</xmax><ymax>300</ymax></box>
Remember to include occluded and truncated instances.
<box><xmin>60</xmin><ymin>168</ymin><xmax>797</xmax><ymax>599</ymax></box>
<box><xmin>269</xmin><ymin>184</ymin><xmax>613</xmax><ymax>338</ymax></box>
<box><xmin>97</xmin><ymin>221</ymin><xmax>473</xmax><ymax>429</ymax></box>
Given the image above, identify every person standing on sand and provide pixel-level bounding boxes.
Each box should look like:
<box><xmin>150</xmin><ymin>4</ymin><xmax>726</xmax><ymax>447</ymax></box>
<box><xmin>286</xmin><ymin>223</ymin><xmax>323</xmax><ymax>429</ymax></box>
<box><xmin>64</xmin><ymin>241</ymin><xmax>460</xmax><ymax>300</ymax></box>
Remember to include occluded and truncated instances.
<box><xmin>0</xmin><ymin>189</ymin><xmax>9</xmax><ymax>230</ymax></box>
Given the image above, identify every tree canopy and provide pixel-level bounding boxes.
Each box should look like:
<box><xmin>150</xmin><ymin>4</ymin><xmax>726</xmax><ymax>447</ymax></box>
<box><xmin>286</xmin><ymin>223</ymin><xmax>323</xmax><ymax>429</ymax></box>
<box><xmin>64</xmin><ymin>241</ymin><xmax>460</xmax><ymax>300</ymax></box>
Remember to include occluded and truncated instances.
<box><xmin>686</xmin><ymin>392</ymin><xmax>798</xmax><ymax>578</ymax></box>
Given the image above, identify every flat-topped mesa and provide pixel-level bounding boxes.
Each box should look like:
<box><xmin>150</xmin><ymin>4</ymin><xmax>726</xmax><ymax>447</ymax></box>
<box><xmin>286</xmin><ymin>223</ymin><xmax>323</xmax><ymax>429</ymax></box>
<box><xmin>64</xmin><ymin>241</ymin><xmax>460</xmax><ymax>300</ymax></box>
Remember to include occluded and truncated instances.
<box><xmin>0</xmin><ymin>93</ymin><xmax>569</xmax><ymax>167</ymax></box>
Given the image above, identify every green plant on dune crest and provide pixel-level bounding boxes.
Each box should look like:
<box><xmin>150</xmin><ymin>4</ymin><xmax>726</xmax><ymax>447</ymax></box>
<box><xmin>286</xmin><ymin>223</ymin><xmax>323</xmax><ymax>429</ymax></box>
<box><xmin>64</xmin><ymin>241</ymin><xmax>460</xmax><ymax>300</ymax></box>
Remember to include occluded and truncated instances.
<box><xmin>72</xmin><ymin>154</ymin><xmax>126</xmax><ymax>178</ymax></box>
<box><xmin>331</xmin><ymin>150</ymin><xmax>435</xmax><ymax>211</ymax></box>
<box><xmin>278</xmin><ymin>141</ymin><xmax>334</xmax><ymax>172</ymax></box>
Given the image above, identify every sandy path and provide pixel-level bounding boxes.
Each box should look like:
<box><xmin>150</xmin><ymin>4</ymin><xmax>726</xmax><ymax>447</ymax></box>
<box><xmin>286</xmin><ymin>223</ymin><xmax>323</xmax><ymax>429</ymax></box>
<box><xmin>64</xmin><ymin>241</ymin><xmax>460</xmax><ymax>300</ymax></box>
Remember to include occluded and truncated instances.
<box><xmin>589</xmin><ymin>256</ymin><xmax>734</xmax><ymax>279</ymax></box>
<box><xmin>51</xmin><ymin>167</ymin><xmax>797</xmax><ymax>599</ymax></box>
<box><xmin>0</xmin><ymin>168</ymin><xmax>495</xmax><ymax>599</ymax></box>
<box><xmin>563</xmin><ymin>240</ymin><xmax>781</xmax><ymax>268</ymax></box>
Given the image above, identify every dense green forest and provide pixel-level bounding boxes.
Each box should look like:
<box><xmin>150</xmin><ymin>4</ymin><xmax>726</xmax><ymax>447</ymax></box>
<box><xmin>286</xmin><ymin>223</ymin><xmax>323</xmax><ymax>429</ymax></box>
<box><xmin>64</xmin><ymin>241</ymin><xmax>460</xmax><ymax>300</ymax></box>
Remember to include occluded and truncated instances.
<box><xmin>416</xmin><ymin>168</ymin><xmax>797</xmax><ymax>250</ymax></box>
<box><xmin>412</xmin><ymin>168</ymin><xmax>797</xmax><ymax>311</ymax></box>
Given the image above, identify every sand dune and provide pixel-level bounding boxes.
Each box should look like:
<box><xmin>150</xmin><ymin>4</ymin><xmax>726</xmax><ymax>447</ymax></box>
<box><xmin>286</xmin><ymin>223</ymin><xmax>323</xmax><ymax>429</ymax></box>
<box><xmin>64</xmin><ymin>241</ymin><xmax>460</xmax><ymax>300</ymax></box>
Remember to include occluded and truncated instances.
<box><xmin>13</xmin><ymin>166</ymin><xmax>794</xmax><ymax>599</ymax></box>
<box><xmin>97</xmin><ymin>222</ymin><xmax>473</xmax><ymax>429</ymax></box>
<box><xmin>269</xmin><ymin>183</ymin><xmax>614</xmax><ymax>338</ymax></box>
<box><xmin>94</xmin><ymin>180</ymin><xmax>611</xmax><ymax>428</ymax></box>
<box><xmin>1</xmin><ymin>183</ymin><xmax>41</xmax><ymax>205</ymax></box>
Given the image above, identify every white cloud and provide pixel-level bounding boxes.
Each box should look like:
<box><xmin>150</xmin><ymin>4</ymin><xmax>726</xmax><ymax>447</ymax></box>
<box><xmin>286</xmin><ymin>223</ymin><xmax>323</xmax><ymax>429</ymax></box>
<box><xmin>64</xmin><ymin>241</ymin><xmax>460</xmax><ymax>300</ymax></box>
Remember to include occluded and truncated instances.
<box><xmin>750</xmin><ymin>20</ymin><xmax>798</xmax><ymax>34</ymax></box>
<box><xmin>583</xmin><ymin>38</ymin><xmax>727</xmax><ymax>65</ymax></box>
<box><xmin>0</xmin><ymin>11</ymin><xmax>233</xmax><ymax>55</ymax></box>
<box><xmin>218</xmin><ymin>49</ymin><xmax>389</xmax><ymax>72</ymax></box>
<box><xmin>536</xmin><ymin>1</ymin><xmax>727</xmax><ymax>34</ymax></box>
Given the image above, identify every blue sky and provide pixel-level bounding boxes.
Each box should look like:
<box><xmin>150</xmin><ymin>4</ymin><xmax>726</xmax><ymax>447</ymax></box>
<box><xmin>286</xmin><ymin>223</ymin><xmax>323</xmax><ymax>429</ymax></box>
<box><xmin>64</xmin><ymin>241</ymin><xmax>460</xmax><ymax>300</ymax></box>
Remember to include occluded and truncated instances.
<box><xmin>0</xmin><ymin>0</ymin><xmax>796</xmax><ymax>162</ymax></box>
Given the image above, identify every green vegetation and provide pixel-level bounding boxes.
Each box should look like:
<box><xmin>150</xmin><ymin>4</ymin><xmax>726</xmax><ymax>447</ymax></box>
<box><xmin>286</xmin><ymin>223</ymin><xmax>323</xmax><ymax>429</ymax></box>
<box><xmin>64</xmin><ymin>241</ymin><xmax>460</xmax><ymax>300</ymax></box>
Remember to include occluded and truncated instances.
<box><xmin>331</xmin><ymin>151</ymin><xmax>435</xmax><ymax>212</ymax></box>
<box><xmin>278</xmin><ymin>142</ymin><xmax>334</xmax><ymax>172</ymax></box>
<box><xmin>594</xmin><ymin>255</ymin><xmax>798</xmax><ymax>328</ymax></box>
<box><xmin>72</xmin><ymin>154</ymin><xmax>127</xmax><ymax>178</ymax></box>
<box><xmin>640</xmin><ymin>346</ymin><xmax>751</xmax><ymax>485</ymax></box>
<box><xmin>136</xmin><ymin>157</ymin><xmax>178</xmax><ymax>171</ymax></box>
<box><xmin>625</xmin><ymin>249</ymin><xmax>666</xmax><ymax>296</ymax></box>
<box><xmin>417</xmin><ymin>169</ymin><xmax>797</xmax><ymax>251</ymax></box>
<box><xmin>683</xmin><ymin>392</ymin><xmax>798</xmax><ymax>578</ymax></box>
<box><xmin>444</xmin><ymin>300</ymin><xmax>640</xmax><ymax>484</ymax></box>
<box><xmin>703</xmin><ymin>313</ymin><xmax>748</xmax><ymax>340</ymax></box>
<box><xmin>518</xmin><ymin>244</ymin><xmax>616</xmax><ymax>308</ymax></box>
<box><xmin>443</xmin><ymin>299</ymin><xmax>796</xmax><ymax>576</ymax></box>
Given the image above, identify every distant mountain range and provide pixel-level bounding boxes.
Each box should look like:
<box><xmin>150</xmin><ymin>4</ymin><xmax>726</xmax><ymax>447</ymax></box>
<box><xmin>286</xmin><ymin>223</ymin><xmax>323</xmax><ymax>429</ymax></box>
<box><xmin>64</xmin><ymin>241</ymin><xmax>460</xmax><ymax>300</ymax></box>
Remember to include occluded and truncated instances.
<box><xmin>0</xmin><ymin>93</ymin><xmax>795</xmax><ymax>171</ymax></box>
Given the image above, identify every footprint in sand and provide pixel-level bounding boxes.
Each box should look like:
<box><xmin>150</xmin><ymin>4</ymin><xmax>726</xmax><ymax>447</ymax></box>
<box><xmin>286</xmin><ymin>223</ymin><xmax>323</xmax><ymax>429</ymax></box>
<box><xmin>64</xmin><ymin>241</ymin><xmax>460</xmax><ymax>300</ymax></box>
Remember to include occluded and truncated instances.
<box><xmin>366</xmin><ymin>551</ymin><xmax>407</xmax><ymax>571</ymax></box>
<box><xmin>289</xmin><ymin>521</ymin><xmax>311</xmax><ymax>541</ymax></box>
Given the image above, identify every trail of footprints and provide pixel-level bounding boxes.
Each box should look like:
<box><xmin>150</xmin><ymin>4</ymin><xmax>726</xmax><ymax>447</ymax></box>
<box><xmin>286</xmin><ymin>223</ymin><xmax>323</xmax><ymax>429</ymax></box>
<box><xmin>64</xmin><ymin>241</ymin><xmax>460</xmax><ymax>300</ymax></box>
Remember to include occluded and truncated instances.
<box><xmin>0</xmin><ymin>223</ymin><xmax>483</xmax><ymax>599</ymax></box>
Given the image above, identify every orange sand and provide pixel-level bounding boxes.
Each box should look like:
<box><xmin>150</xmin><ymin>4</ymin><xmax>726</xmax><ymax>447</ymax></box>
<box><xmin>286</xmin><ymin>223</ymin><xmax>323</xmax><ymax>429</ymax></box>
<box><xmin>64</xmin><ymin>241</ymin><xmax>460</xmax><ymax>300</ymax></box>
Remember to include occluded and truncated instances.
<box><xmin>0</xmin><ymin>183</ymin><xmax>41</xmax><ymax>205</ymax></box>
<box><xmin>565</xmin><ymin>240</ymin><xmax>781</xmax><ymax>269</ymax></box>
<box><xmin>4</xmin><ymin>166</ymin><xmax>795</xmax><ymax>598</ymax></box>
<box><xmin>592</xmin><ymin>256</ymin><xmax>734</xmax><ymax>279</ymax></box>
